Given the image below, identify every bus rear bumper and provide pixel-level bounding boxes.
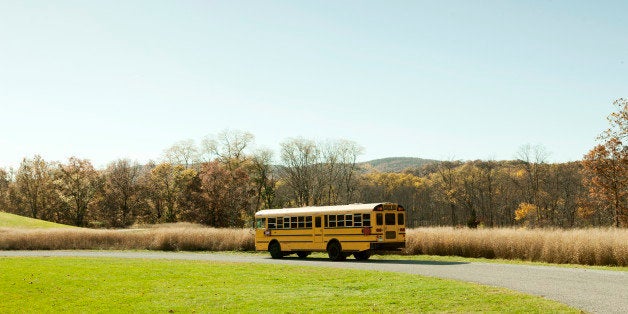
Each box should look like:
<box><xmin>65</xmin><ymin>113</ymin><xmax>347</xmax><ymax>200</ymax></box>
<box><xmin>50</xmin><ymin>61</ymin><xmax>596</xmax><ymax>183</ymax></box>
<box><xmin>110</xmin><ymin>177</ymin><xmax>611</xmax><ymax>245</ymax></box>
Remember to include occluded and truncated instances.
<box><xmin>370</xmin><ymin>242</ymin><xmax>405</xmax><ymax>251</ymax></box>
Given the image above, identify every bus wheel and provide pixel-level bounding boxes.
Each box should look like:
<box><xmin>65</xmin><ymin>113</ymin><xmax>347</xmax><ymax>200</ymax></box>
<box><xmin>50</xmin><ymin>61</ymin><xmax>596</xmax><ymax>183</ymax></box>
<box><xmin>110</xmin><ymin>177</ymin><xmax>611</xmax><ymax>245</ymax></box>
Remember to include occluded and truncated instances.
<box><xmin>269</xmin><ymin>241</ymin><xmax>282</xmax><ymax>259</ymax></box>
<box><xmin>327</xmin><ymin>241</ymin><xmax>346</xmax><ymax>261</ymax></box>
<box><xmin>296</xmin><ymin>251</ymin><xmax>311</xmax><ymax>259</ymax></box>
<box><xmin>353</xmin><ymin>250</ymin><xmax>371</xmax><ymax>261</ymax></box>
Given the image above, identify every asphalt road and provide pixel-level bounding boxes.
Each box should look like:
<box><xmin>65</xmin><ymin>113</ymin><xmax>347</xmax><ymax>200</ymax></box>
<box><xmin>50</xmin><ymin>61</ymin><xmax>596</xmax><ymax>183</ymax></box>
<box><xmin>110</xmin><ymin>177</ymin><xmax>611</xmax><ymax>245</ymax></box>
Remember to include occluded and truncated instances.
<box><xmin>2</xmin><ymin>251</ymin><xmax>626</xmax><ymax>313</ymax></box>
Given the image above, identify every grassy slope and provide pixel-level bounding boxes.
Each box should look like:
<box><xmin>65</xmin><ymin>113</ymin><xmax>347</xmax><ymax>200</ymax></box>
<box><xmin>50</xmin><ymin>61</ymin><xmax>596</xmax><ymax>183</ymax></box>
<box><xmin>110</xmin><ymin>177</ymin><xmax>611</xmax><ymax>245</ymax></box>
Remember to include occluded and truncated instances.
<box><xmin>0</xmin><ymin>212</ymin><xmax>73</xmax><ymax>229</ymax></box>
<box><xmin>0</xmin><ymin>257</ymin><xmax>578</xmax><ymax>313</ymax></box>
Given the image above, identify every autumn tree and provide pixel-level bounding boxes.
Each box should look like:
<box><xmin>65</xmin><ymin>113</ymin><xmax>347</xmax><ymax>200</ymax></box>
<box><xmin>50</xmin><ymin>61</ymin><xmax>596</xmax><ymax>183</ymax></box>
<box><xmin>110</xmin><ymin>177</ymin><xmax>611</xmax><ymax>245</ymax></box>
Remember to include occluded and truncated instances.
<box><xmin>0</xmin><ymin>168</ymin><xmax>10</xmax><ymax>212</ymax></box>
<box><xmin>143</xmin><ymin>163</ymin><xmax>197</xmax><ymax>223</ymax></box>
<box><xmin>196</xmin><ymin>161</ymin><xmax>252</xmax><ymax>227</ymax></box>
<box><xmin>97</xmin><ymin>159</ymin><xmax>144</xmax><ymax>227</ymax></box>
<box><xmin>250</xmin><ymin>149</ymin><xmax>276</xmax><ymax>210</ymax></box>
<box><xmin>582</xmin><ymin>99</ymin><xmax>628</xmax><ymax>227</ymax></box>
<box><xmin>55</xmin><ymin>157</ymin><xmax>101</xmax><ymax>227</ymax></box>
<box><xmin>11</xmin><ymin>155</ymin><xmax>59</xmax><ymax>220</ymax></box>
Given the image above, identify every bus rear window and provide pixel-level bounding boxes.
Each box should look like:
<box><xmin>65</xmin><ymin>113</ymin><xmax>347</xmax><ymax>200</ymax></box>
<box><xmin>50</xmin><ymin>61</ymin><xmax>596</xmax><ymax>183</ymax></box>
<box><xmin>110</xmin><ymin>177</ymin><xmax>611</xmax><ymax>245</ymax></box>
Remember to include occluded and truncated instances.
<box><xmin>385</xmin><ymin>213</ymin><xmax>396</xmax><ymax>225</ymax></box>
<box><xmin>398</xmin><ymin>213</ymin><xmax>405</xmax><ymax>225</ymax></box>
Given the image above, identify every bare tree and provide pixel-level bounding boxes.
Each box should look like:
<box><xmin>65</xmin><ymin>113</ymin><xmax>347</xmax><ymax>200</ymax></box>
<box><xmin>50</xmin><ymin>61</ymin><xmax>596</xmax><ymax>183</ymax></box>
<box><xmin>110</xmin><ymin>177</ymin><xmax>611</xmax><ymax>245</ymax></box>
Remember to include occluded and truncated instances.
<box><xmin>201</xmin><ymin>129</ymin><xmax>254</xmax><ymax>170</ymax></box>
<box><xmin>280</xmin><ymin>138</ymin><xmax>320</xmax><ymax>206</ymax></box>
<box><xmin>162</xmin><ymin>139</ymin><xmax>199</xmax><ymax>169</ymax></box>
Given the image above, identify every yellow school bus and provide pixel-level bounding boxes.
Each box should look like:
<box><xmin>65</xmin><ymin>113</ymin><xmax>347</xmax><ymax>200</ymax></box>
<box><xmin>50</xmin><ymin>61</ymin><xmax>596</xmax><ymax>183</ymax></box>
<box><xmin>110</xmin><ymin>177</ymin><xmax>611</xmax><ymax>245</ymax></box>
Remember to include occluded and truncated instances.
<box><xmin>254</xmin><ymin>202</ymin><xmax>405</xmax><ymax>261</ymax></box>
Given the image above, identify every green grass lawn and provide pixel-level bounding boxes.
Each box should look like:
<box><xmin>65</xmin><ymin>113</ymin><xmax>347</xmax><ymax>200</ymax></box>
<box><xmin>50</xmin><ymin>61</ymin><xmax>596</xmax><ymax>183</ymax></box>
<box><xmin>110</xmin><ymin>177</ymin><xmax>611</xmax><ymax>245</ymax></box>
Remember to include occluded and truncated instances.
<box><xmin>0</xmin><ymin>212</ymin><xmax>73</xmax><ymax>229</ymax></box>
<box><xmin>0</xmin><ymin>257</ymin><xmax>578</xmax><ymax>313</ymax></box>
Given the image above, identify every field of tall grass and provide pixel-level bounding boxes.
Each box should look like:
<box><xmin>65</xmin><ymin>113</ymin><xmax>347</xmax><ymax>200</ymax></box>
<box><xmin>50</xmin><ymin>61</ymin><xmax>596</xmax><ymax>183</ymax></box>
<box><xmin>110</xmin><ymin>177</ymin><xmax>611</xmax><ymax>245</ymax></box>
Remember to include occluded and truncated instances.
<box><xmin>1</xmin><ymin>225</ymin><xmax>626</xmax><ymax>266</ymax></box>
<box><xmin>0</xmin><ymin>224</ymin><xmax>253</xmax><ymax>251</ymax></box>
<box><xmin>405</xmin><ymin>227</ymin><xmax>628</xmax><ymax>267</ymax></box>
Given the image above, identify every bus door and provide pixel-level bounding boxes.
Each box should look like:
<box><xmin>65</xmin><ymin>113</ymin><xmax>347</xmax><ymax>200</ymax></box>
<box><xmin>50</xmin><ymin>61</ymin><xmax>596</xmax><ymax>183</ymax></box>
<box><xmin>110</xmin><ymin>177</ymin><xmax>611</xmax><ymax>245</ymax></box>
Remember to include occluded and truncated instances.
<box><xmin>313</xmin><ymin>215</ymin><xmax>324</xmax><ymax>244</ymax></box>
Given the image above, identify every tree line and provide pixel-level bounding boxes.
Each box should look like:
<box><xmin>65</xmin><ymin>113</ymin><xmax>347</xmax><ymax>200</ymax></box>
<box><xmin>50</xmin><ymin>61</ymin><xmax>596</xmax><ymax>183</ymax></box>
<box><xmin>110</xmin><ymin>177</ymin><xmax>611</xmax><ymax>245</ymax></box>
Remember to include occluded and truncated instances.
<box><xmin>1</xmin><ymin>100</ymin><xmax>626</xmax><ymax>228</ymax></box>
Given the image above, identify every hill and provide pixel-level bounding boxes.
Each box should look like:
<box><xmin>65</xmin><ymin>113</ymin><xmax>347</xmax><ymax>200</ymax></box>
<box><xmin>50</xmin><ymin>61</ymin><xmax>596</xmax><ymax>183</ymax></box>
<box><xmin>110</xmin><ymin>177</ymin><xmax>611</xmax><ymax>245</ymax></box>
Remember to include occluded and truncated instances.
<box><xmin>360</xmin><ymin>157</ymin><xmax>438</xmax><ymax>173</ymax></box>
<box><xmin>0</xmin><ymin>212</ymin><xmax>74</xmax><ymax>229</ymax></box>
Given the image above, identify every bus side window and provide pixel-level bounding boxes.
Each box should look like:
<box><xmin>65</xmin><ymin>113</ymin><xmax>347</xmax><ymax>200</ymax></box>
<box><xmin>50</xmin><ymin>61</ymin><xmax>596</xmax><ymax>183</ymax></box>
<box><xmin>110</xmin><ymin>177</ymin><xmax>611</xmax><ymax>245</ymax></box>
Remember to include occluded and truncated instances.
<box><xmin>277</xmin><ymin>217</ymin><xmax>283</xmax><ymax>229</ymax></box>
<box><xmin>376</xmin><ymin>213</ymin><xmax>383</xmax><ymax>226</ymax></box>
<box><xmin>345</xmin><ymin>214</ymin><xmax>353</xmax><ymax>227</ymax></box>
<box><xmin>398</xmin><ymin>213</ymin><xmax>405</xmax><ymax>225</ymax></box>
<box><xmin>337</xmin><ymin>214</ymin><xmax>345</xmax><ymax>227</ymax></box>
<box><xmin>255</xmin><ymin>218</ymin><xmax>265</xmax><ymax>229</ymax></box>
<box><xmin>363</xmin><ymin>214</ymin><xmax>371</xmax><ymax>227</ymax></box>
<box><xmin>306</xmin><ymin>216</ymin><xmax>312</xmax><ymax>228</ymax></box>
<box><xmin>268</xmin><ymin>217</ymin><xmax>276</xmax><ymax>229</ymax></box>
<box><xmin>353</xmin><ymin>214</ymin><xmax>362</xmax><ymax>227</ymax></box>
<box><xmin>324</xmin><ymin>215</ymin><xmax>328</xmax><ymax>227</ymax></box>
<box><xmin>291</xmin><ymin>217</ymin><xmax>298</xmax><ymax>229</ymax></box>
<box><xmin>315</xmin><ymin>216</ymin><xmax>322</xmax><ymax>228</ymax></box>
<box><xmin>298</xmin><ymin>216</ymin><xmax>305</xmax><ymax>229</ymax></box>
<box><xmin>329</xmin><ymin>215</ymin><xmax>337</xmax><ymax>228</ymax></box>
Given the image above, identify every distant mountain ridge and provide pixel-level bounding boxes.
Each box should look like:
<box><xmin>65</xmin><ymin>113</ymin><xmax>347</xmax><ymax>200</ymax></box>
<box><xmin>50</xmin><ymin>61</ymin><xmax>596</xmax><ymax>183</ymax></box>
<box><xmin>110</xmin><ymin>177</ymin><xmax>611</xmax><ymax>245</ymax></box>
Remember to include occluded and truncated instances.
<box><xmin>359</xmin><ymin>157</ymin><xmax>438</xmax><ymax>173</ymax></box>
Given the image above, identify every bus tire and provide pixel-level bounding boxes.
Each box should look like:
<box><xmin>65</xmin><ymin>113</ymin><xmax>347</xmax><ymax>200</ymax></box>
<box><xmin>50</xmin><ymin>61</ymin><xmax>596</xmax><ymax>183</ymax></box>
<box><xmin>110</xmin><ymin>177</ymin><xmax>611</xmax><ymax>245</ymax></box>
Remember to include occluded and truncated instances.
<box><xmin>327</xmin><ymin>240</ymin><xmax>345</xmax><ymax>261</ymax></box>
<box><xmin>296</xmin><ymin>251</ymin><xmax>311</xmax><ymax>259</ymax></box>
<box><xmin>268</xmin><ymin>241</ymin><xmax>282</xmax><ymax>259</ymax></box>
<box><xmin>353</xmin><ymin>250</ymin><xmax>371</xmax><ymax>261</ymax></box>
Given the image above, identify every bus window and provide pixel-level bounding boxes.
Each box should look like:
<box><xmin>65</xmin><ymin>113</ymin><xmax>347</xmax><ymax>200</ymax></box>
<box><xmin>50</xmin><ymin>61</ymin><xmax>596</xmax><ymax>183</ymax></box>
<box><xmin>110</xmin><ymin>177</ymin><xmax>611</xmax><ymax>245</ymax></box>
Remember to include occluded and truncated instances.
<box><xmin>329</xmin><ymin>215</ymin><xmax>336</xmax><ymax>227</ymax></box>
<box><xmin>363</xmin><ymin>214</ymin><xmax>371</xmax><ymax>226</ymax></box>
<box><xmin>298</xmin><ymin>216</ymin><xmax>305</xmax><ymax>229</ymax></box>
<box><xmin>291</xmin><ymin>217</ymin><xmax>298</xmax><ymax>229</ymax></box>
<box><xmin>277</xmin><ymin>217</ymin><xmax>283</xmax><ymax>229</ymax></box>
<box><xmin>306</xmin><ymin>216</ymin><xmax>312</xmax><ymax>228</ymax></box>
<box><xmin>268</xmin><ymin>217</ymin><xmax>276</xmax><ymax>229</ymax></box>
<box><xmin>353</xmin><ymin>214</ymin><xmax>362</xmax><ymax>227</ymax></box>
<box><xmin>385</xmin><ymin>213</ymin><xmax>396</xmax><ymax>225</ymax></box>
<box><xmin>345</xmin><ymin>214</ymin><xmax>353</xmax><ymax>227</ymax></box>
<box><xmin>255</xmin><ymin>218</ymin><xmax>265</xmax><ymax>229</ymax></box>
<box><xmin>337</xmin><ymin>215</ymin><xmax>345</xmax><ymax>227</ymax></box>
<box><xmin>315</xmin><ymin>216</ymin><xmax>321</xmax><ymax>228</ymax></box>
<box><xmin>376</xmin><ymin>213</ymin><xmax>383</xmax><ymax>225</ymax></box>
<box><xmin>398</xmin><ymin>213</ymin><xmax>405</xmax><ymax>225</ymax></box>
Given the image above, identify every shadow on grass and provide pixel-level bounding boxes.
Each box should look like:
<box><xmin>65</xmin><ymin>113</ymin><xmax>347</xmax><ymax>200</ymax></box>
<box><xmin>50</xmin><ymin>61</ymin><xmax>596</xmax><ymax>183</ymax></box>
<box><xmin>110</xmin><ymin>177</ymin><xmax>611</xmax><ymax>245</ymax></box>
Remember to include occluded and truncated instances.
<box><xmin>279</xmin><ymin>256</ymin><xmax>468</xmax><ymax>266</ymax></box>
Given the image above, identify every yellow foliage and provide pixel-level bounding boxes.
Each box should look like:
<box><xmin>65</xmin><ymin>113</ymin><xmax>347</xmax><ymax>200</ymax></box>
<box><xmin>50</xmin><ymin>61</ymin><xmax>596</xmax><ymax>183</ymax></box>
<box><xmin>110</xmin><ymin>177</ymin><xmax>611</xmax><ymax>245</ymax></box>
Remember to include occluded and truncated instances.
<box><xmin>514</xmin><ymin>202</ymin><xmax>537</xmax><ymax>221</ymax></box>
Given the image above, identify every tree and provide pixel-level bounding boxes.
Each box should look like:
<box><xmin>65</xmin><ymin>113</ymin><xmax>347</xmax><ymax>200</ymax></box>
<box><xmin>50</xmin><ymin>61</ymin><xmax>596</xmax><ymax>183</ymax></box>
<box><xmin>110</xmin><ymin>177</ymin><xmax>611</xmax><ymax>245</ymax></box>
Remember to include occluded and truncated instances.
<box><xmin>197</xmin><ymin>161</ymin><xmax>252</xmax><ymax>227</ymax></box>
<box><xmin>250</xmin><ymin>149</ymin><xmax>276</xmax><ymax>210</ymax></box>
<box><xmin>0</xmin><ymin>168</ymin><xmax>10</xmax><ymax>212</ymax></box>
<box><xmin>12</xmin><ymin>155</ymin><xmax>58</xmax><ymax>220</ymax></box>
<box><xmin>144</xmin><ymin>163</ymin><xmax>197</xmax><ymax>223</ymax></box>
<box><xmin>98</xmin><ymin>159</ymin><xmax>143</xmax><ymax>227</ymax></box>
<box><xmin>201</xmin><ymin>129</ymin><xmax>254</xmax><ymax>170</ymax></box>
<box><xmin>55</xmin><ymin>157</ymin><xmax>101</xmax><ymax>227</ymax></box>
<box><xmin>162</xmin><ymin>139</ymin><xmax>199</xmax><ymax>169</ymax></box>
<box><xmin>582</xmin><ymin>99</ymin><xmax>628</xmax><ymax>227</ymax></box>
<box><xmin>279</xmin><ymin>138</ymin><xmax>320</xmax><ymax>206</ymax></box>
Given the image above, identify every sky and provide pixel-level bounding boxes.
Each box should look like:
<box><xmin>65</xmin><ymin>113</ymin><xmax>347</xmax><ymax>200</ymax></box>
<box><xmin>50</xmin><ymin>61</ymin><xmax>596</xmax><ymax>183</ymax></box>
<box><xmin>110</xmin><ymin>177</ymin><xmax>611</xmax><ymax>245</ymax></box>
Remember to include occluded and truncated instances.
<box><xmin>1</xmin><ymin>1</ymin><xmax>626</xmax><ymax>169</ymax></box>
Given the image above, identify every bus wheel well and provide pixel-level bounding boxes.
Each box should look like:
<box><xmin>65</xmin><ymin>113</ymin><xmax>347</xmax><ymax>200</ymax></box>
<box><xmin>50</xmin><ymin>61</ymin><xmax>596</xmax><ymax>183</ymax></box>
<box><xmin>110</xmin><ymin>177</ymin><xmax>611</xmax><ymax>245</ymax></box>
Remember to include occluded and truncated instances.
<box><xmin>327</xmin><ymin>239</ymin><xmax>346</xmax><ymax>261</ymax></box>
<box><xmin>268</xmin><ymin>240</ymin><xmax>282</xmax><ymax>259</ymax></box>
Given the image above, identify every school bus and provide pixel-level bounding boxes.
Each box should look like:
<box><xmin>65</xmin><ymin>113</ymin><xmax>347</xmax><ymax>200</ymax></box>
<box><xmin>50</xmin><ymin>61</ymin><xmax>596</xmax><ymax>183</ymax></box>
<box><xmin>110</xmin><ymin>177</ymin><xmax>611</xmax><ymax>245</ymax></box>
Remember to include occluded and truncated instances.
<box><xmin>254</xmin><ymin>202</ymin><xmax>405</xmax><ymax>261</ymax></box>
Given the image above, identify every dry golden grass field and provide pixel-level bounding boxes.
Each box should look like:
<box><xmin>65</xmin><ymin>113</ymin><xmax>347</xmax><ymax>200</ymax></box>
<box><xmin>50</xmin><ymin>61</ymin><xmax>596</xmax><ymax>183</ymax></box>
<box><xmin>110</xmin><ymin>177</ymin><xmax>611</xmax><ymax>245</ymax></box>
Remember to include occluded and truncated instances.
<box><xmin>1</xmin><ymin>223</ymin><xmax>626</xmax><ymax>266</ymax></box>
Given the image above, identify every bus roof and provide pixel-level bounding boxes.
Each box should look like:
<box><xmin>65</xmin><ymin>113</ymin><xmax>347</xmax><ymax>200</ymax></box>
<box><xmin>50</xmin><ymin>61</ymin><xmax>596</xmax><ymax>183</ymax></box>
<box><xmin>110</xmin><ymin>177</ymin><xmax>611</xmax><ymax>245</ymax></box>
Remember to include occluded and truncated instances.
<box><xmin>254</xmin><ymin>203</ymin><xmax>394</xmax><ymax>217</ymax></box>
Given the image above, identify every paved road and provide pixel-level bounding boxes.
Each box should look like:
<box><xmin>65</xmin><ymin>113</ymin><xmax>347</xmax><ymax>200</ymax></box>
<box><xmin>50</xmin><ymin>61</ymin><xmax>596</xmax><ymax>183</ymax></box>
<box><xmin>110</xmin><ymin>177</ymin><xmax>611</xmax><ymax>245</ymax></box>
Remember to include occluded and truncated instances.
<box><xmin>2</xmin><ymin>251</ymin><xmax>626</xmax><ymax>313</ymax></box>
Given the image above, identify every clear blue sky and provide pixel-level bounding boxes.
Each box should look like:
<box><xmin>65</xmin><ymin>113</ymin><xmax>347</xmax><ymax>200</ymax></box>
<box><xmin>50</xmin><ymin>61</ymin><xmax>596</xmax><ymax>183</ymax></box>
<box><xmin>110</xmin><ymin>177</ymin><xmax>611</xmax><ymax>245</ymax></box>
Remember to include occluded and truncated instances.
<box><xmin>1</xmin><ymin>1</ymin><xmax>626</xmax><ymax>169</ymax></box>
